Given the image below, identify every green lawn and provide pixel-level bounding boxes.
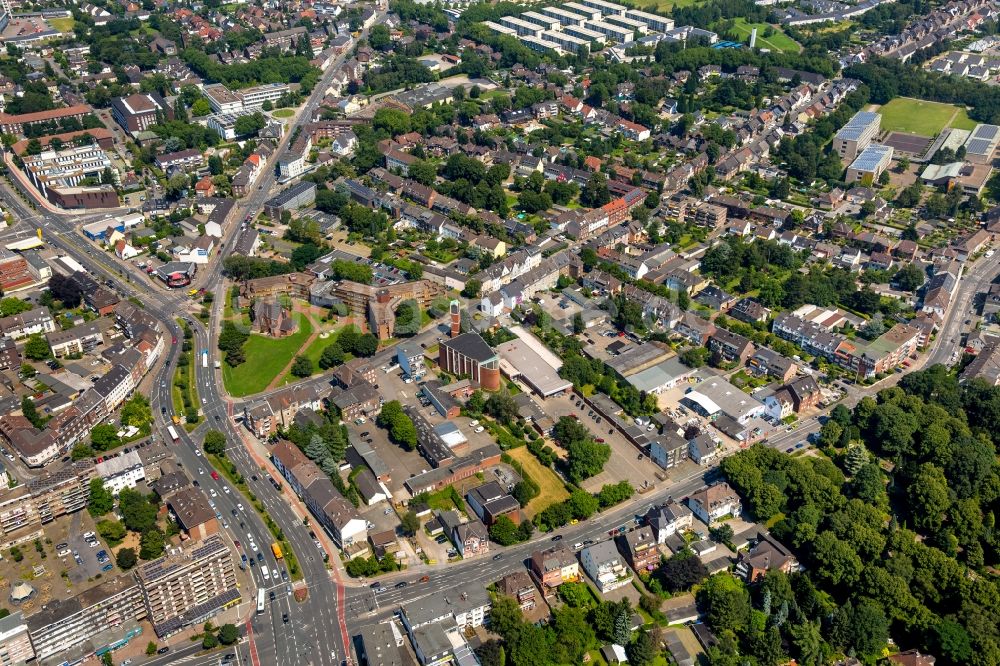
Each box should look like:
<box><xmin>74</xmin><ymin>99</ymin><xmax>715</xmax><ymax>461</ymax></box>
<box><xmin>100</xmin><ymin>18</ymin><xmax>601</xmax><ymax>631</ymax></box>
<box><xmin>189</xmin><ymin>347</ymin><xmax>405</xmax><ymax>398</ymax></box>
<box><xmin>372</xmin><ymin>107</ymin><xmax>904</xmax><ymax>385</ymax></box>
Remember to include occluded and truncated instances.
<box><xmin>271</xmin><ymin>108</ymin><xmax>295</xmax><ymax>119</ymax></box>
<box><xmin>47</xmin><ymin>17</ymin><xmax>75</xmax><ymax>33</ymax></box>
<box><xmin>280</xmin><ymin>323</ymin><xmax>356</xmax><ymax>385</ymax></box>
<box><xmin>874</xmin><ymin>98</ymin><xmax>975</xmax><ymax>136</ymax></box>
<box><xmin>507</xmin><ymin>447</ymin><xmax>571</xmax><ymax>517</ymax></box>
<box><xmin>637</xmin><ymin>0</ymin><xmax>703</xmax><ymax>10</ymax></box>
<box><xmin>222</xmin><ymin>316</ymin><xmax>314</xmax><ymax>397</ymax></box>
<box><xmin>725</xmin><ymin>19</ymin><xmax>800</xmax><ymax>53</ymax></box>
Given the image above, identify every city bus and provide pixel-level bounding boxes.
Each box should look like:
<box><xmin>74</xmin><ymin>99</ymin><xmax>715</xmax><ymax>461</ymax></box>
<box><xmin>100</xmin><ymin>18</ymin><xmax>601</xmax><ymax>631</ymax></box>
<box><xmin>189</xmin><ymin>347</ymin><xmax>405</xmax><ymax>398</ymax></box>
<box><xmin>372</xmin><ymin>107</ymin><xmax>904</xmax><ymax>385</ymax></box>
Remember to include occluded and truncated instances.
<box><xmin>271</xmin><ymin>542</ymin><xmax>283</xmax><ymax>560</ymax></box>
<box><xmin>256</xmin><ymin>589</ymin><xmax>265</xmax><ymax>614</ymax></box>
<box><xmin>202</xmin><ymin>350</ymin><xmax>208</xmax><ymax>369</ymax></box>
<box><xmin>166</xmin><ymin>425</ymin><xmax>179</xmax><ymax>443</ymax></box>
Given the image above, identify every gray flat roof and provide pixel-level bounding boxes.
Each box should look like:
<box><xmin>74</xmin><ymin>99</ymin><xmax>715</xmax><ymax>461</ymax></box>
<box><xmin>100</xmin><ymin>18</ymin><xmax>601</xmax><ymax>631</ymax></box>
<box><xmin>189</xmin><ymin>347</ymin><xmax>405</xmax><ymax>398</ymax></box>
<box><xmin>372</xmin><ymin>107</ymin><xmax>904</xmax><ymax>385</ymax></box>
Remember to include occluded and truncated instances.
<box><xmin>496</xmin><ymin>338</ymin><xmax>572</xmax><ymax>397</ymax></box>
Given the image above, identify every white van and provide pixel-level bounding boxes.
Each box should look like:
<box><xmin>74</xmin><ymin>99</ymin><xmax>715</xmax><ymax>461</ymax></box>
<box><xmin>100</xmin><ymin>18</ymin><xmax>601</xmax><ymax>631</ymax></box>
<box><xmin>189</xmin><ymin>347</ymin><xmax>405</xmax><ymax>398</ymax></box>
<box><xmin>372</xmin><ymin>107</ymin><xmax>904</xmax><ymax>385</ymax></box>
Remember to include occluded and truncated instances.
<box><xmin>261</xmin><ymin>566</ymin><xmax>270</xmax><ymax>581</ymax></box>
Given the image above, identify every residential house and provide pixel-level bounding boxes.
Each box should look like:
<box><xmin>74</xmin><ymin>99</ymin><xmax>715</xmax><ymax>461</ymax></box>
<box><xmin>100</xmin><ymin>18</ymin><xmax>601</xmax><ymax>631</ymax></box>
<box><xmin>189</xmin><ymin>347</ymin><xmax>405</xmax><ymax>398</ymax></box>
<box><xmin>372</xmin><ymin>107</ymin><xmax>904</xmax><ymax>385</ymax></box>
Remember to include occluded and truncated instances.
<box><xmin>688</xmin><ymin>482</ymin><xmax>742</xmax><ymax>526</ymax></box>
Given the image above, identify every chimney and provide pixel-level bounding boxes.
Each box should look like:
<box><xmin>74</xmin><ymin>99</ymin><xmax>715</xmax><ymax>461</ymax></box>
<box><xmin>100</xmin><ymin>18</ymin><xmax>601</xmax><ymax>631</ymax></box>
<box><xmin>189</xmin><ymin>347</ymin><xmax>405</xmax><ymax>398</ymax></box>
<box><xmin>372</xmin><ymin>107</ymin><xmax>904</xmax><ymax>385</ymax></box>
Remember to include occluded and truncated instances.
<box><xmin>450</xmin><ymin>299</ymin><xmax>461</xmax><ymax>338</ymax></box>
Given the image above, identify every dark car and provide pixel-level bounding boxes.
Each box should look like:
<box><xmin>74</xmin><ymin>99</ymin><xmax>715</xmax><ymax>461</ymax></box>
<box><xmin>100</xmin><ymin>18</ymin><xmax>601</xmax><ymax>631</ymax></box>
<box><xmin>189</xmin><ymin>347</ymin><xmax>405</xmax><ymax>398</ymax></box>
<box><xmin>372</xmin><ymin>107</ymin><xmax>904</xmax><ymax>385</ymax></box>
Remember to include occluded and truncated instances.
<box><xmin>395</xmin><ymin>581</ymin><xmax>408</xmax><ymax>589</ymax></box>
<box><xmin>551</xmin><ymin>534</ymin><xmax>563</xmax><ymax>542</ymax></box>
<box><xmin>257</xmin><ymin>552</ymin><xmax>264</xmax><ymax>563</ymax></box>
<box><xmin>282</xmin><ymin>613</ymin><xmax>289</xmax><ymax>623</ymax></box>
<box><xmin>269</xmin><ymin>591</ymin><xmax>275</xmax><ymax>600</ymax></box>
<box><xmin>492</xmin><ymin>554</ymin><xmax>503</xmax><ymax>561</ymax></box>
<box><xmin>157</xmin><ymin>647</ymin><xmax>170</xmax><ymax>654</ymax></box>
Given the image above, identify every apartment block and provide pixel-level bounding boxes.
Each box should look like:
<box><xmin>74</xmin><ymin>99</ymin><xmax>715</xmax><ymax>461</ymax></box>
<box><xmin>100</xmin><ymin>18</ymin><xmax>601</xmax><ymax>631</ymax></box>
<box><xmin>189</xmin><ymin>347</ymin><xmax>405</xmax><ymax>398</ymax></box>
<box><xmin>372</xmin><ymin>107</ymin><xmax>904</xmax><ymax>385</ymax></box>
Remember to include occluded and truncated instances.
<box><xmin>26</xmin><ymin>576</ymin><xmax>145</xmax><ymax>663</ymax></box>
<box><xmin>0</xmin><ymin>612</ymin><xmax>33</xmax><ymax>665</ymax></box>
<box><xmin>832</xmin><ymin>111</ymin><xmax>880</xmax><ymax>163</ymax></box>
<box><xmin>136</xmin><ymin>535</ymin><xmax>240</xmax><ymax>637</ymax></box>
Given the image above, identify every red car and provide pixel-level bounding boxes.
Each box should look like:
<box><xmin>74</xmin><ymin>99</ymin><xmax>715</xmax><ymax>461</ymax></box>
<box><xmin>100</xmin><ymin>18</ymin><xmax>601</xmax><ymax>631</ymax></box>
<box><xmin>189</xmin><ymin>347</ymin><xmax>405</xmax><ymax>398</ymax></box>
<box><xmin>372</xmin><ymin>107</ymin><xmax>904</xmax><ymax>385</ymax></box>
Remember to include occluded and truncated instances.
<box><xmin>596</xmin><ymin>438</ymin><xmax>605</xmax><ymax>443</ymax></box>
<box><xmin>234</xmin><ymin>540</ymin><xmax>241</xmax><ymax>549</ymax></box>
<box><xmin>210</xmin><ymin>470</ymin><xmax>220</xmax><ymax>480</ymax></box>
<box><xmin>171</xmin><ymin>337</ymin><xmax>177</xmax><ymax>344</ymax></box>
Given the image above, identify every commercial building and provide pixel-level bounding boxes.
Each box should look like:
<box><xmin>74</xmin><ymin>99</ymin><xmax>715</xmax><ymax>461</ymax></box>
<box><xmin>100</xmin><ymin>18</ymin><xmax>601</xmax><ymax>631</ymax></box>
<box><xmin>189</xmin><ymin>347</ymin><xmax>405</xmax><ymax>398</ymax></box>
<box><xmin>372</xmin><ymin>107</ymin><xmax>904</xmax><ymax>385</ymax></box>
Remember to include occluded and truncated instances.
<box><xmin>22</xmin><ymin>145</ymin><xmax>118</xmax><ymax>207</ymax></box>
<box><xmin>846</xmin><ymin>143</ymin><xmax>893</xmax><ymax>184</ymax></box>
<box><xmin>833</xmin><ymin>110</ymin><xmax>881</xmax><ymax>163</ymax></box>
<box><xmin>439</xmin><ymin>333</ymin><xmax>501</xmax><ymax>391</ymax></box>
<box><xmin>400</xmin><ymin>581</ymin><xmax>491</xmax><ymax>631</ymax></box>
<box><xmin>206</xmin><ymin>109</ymin><xmax>259</xmax><ymax>140</ymax></box>
<box><xmin>0</xmin><ymin>252</ymin><xmax>36</xmax><ymax>293</ymax></box>
<box><xmin>203</xmin><ymin>84</ymin><xmax>243</xmax><ymax>114</ymax></box>
<box><xmin>111</xmin><ymin>92</ymin><xmax>169</xmax><ymax>134</ymax></box>
<box><xmin>135</xmin><ymin>535</ymin><xmax>240</xmax><ymax>637</ymax></box>
<box><xmin>495</xmin><ymin>337</ymin><xmax>571</xmax><ymax>397</ymax></box>
<box><xmin>238</xmin><ymin>83</ymin><xmax>290</xmax><ymax>109</ymax></box>
<box><xmin>964</xmin><ymin>123</ymin><xmax>1000</xmax><ymax>163</ymax></box>
<box><xmin>264</xmin><ymin>181</ymin><xmax>317</xmax><ymax>218</ymax></box>
<box><xmin>166</xmin><ymin>487</ymin><xmax>220</xmax><ymax>541</ymax></box>
<box><xmin>682</xmin><ymin>377</ymin><xmax>766</xmax><ymax>425</ymax></box>
<box><xmin>26</xmin><ymin>575</ymin><xmax>145</xmax><ymax>663</ymax></box>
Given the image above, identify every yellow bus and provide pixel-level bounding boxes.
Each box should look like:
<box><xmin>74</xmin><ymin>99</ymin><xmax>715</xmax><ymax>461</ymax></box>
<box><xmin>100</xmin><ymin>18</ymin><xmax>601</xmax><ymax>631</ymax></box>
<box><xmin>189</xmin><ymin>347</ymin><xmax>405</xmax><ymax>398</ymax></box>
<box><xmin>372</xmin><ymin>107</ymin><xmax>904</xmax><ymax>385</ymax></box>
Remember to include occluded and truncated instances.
<box><xmin>271</xmin><ymin>542</ymin><xmax>283</xmax><ymax>560</ymax></box>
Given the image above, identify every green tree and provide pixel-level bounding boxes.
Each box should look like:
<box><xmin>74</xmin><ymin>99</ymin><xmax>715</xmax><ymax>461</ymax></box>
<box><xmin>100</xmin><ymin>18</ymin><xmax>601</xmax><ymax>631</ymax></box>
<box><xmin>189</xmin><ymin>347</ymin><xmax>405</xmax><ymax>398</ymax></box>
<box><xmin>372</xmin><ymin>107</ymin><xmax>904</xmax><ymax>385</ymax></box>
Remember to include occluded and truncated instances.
<box><xmin>87</xmin><ymin>478</ymin><xmax>114</xmax><ymax>517</ymax></box>
<box><xmin>116</xmin><ymin>547</ymin><xmax>138</xmax><ymax>570</ymax></box>
<box><xmin>908</xmin><ymin>463</ymin><xmax>951</xmax><ymax>532</ymax></box>
<box><xmin>627</xmin><ymin>630</ymin><xmax>656</xmax><ymax>666</ymax></box>
<box><xmin>20</xmin><ymin>395</ymin><xmax>44</xmax><ymax>428</ymax></box>
<box><xmin>699</xmin><ymin>573</ymin><xmax>751</xmax><ymax>635</ymax></box>
<box><xmin>119</xmin><ymin>488</ymin><xmax>158</xmax><ymax>533</ymax></box>
<box><xmin>146</xmin><ymin>642</ymin><xmax>158</xmax><ymax>656</ymax></box>
<box><xmin>97</xmin><ymin>519</ymin><xmax>126</xmax><ymax>544</ymax></box>
<box><xmin>291</xmin><ymin>355</ymin><xmax>314</xmax><ymax>377</ymax></box>
<box><xmin>572</xmin><ymin>312</ymin><xmax>585</xmax><ymax>335</ymax></box>
<box><xmin>462</xmin><ymin>279</ymin><xmax>481</xmax><ymax>299</ymax></box>
<box><xmin>484</xmin><ymin>391</ymin><xmax>518</xmax><ymax>424</ymax></box>
<box><xmin>139</xmin><ymin>528</ymin><xmax>165</xmax><ymax>560</ymax></box>
<box><xmin>489</xmin><ymin>515</ymin><xmax>521</xmax><ymax>546</ymax></box>
<box><xmin>203</xmin><ymin>430</ymin><xmax>227</xmax><ymax>456</ymax></box>
<box><xmin>90</xmin><ymin>424</ymin><xmax>121</xmax><ymax>452</ymax></box>
<box><xmin>400</xmin><ymin>510</ymin><xmax>420</xmax><ymax>536</ymax></box>
<box><xmin>23</xmin><ymin>334</ymin><xmax>50</xmax><ymax>360</ymax></box>
<box><xmin>319</xmin><ymin>342</ymin><xmax>345</xmax><ymax>369</ymax></box>
<box><xmin>202</xmin><ymin>633</ymin><xmax>218</xmax><ymax>650</ymax></box>
<box><xmin>218</xmin><ymin>624</ymin><xmax>239</xmax><ymax>645</ymax></box>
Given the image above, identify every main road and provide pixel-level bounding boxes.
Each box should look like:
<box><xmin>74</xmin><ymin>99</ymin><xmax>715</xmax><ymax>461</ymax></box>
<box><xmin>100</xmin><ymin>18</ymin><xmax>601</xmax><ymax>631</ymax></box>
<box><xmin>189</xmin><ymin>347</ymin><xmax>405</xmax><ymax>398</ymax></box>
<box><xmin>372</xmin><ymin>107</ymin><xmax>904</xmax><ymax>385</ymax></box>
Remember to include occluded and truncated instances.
<box><xmin>0</xmin><ymin>16</ymin><xmax>386</xmax><ymax>663</ymax></box>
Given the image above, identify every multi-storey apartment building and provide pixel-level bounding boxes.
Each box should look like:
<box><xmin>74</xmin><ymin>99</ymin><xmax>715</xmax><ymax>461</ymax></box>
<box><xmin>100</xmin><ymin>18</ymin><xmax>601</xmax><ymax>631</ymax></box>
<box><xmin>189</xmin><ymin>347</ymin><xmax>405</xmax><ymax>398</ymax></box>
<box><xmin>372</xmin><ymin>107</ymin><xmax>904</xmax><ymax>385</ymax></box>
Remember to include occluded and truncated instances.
<box><xmin>135</xmin><ymin>535</ymin><xmax>240</xmax><ymax>637</ymax></box>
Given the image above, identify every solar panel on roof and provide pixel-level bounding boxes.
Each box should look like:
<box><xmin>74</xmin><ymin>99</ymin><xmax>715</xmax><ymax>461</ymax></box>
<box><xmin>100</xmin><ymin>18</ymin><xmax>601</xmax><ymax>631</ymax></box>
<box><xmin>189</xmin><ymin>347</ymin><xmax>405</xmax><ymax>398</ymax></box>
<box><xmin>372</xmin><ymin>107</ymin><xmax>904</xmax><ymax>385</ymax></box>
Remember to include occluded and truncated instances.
<box><xmin>966</xmin><ymin>138</ymin><xmax>992</xmax><ymax>155</ymax></box>
<box><xmin>973</xmin><ymin>124</ymin><xmax>999</xmax><ymax>140</ymax></box>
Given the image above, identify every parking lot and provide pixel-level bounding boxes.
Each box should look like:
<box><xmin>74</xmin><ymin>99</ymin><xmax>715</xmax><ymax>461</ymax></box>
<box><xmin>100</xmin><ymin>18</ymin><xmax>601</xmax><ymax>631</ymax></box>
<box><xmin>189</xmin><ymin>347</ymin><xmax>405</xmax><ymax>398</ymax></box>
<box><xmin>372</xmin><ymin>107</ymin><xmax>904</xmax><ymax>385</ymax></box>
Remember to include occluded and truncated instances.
<box><xmin>541</xmin><ymin>393</ymin><xmax>661</xmax><ymax>493</ymax></box>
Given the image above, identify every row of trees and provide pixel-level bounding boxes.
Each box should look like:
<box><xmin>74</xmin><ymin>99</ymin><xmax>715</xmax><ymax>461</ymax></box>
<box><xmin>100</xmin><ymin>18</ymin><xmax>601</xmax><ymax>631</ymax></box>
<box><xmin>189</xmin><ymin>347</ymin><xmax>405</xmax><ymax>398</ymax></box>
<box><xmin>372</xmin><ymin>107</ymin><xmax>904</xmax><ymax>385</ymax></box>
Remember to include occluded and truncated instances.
<box><xmin>714</xmin><ymin>366</ymin><xmax>1000</xmax><ymax>664</ymax></box>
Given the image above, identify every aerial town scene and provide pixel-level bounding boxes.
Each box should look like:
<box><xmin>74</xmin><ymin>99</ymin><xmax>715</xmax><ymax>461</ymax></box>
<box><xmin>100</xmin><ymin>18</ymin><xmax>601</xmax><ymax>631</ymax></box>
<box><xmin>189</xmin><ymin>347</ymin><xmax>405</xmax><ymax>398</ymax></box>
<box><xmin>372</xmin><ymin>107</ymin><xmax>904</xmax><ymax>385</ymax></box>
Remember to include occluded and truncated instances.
<box><xmin>0</xmin><ymin>0</ymin><xmax>994</xmax><ymax>663</ymax></box>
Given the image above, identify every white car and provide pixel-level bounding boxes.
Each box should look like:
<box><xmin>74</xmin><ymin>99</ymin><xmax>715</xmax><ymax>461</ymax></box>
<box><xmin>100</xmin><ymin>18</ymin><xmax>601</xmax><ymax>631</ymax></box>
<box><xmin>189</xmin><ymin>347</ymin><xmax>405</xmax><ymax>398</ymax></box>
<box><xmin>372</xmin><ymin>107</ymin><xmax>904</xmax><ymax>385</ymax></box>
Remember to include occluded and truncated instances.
<box><xmin>83</xmin><ymin>531</ymin><xmax>95</xmax><ymax>539</ymax></box>
<box><xmin>223</xmin><ymin>486</ymin><xmax>230</xmax><ymax>494</ymax></box>
<box><xmin>250</xmin><ymin>542</ymin><xmax>258</xmax><ymax>552</ymax></box>
<box><xmin>474</xmin><ymin>426</ymin><xmax>485</xmax><ymax>433</ymax></box>
<box><xmin>210</xmin><ymin>489</ymin><xmax>218</xmax><ymax>497</ymax></box>
<box><xmin>195</xmin><ymin>449</ymin><xmax>202</xmax><ymax>457</ymax></box>
<box><xmin>199</xmin><ymin>468</ymin><xmax>204</xmax><ymax>475</ymax></box>
<box><xmin>237</xmin><ymin>503</ymin><xmax>244</xmax><ymax>512</ymax></box>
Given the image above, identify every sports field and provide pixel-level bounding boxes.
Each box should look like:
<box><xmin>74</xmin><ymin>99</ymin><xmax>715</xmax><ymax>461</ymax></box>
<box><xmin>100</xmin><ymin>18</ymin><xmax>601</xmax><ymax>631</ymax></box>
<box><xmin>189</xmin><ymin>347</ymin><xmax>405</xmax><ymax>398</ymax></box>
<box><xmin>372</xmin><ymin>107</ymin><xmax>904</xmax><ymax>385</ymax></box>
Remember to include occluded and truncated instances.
<box><xmin>728</xmin><ymin>19</ymin><xmax>800</xmax><ymax>53</ymax></box>
<box><xmin>874</xmin><ymin>98</ymin><xmax>978</xmax><ymax>136</ymax></box>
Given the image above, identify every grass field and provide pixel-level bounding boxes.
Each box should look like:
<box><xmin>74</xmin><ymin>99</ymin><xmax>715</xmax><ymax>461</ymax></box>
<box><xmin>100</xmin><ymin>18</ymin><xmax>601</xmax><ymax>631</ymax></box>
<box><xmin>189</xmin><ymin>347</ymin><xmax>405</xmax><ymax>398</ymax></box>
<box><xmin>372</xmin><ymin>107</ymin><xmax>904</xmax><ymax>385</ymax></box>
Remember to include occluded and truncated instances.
<box><xmin>637</xmin><ymin>0</ymin><xmax>702</xmax><ymax>10</ymax></box>
<box><xmin>507</xmin><ymin>447</ymin><xmax>571</xmax><ymax>517</ymax></box>
<box><xmin>727</xmin><ymin>18</ymin><xmax>800</xmax><ymax>53</ymax></box>
<box><xmin>271</xmin><ymin>108</ymin><xmax>295</xmax><ymax>118</ymax></box>
<box><xmin>875</xmin><ymin>98</ymin><xmax>976</xmax><ymax>136</ymax></box>
<box><xmin>47</xmin><ymin>17</ymin><xmax>75</xmax><ymax>33</ymax></box>
<box><xmin>222</xmin><ymin>316</ymin><xmax>314</xmax><ymax>397</ymax></box>
<box><xmin>281</xmin><ymin>322</ymin><xmax>357</xmax><ymax>385</ymax></box>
